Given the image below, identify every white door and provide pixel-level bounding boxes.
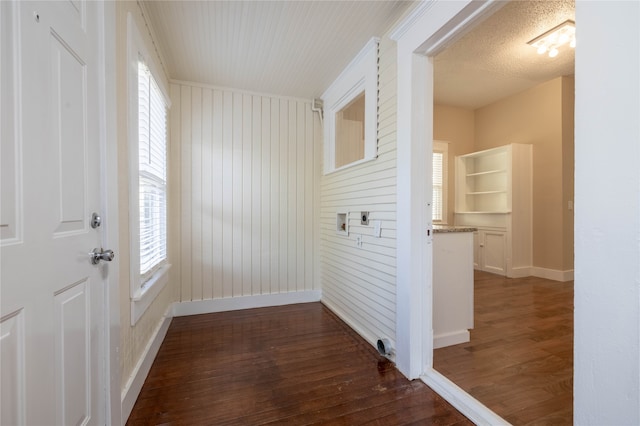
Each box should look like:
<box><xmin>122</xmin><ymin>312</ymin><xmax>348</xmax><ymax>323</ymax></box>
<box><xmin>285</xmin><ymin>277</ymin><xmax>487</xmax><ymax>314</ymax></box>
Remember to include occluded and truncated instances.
<box><xmin>1</xmin><ymin>1</ymin><xmax>108</xmax><ymax>424</ymax></box>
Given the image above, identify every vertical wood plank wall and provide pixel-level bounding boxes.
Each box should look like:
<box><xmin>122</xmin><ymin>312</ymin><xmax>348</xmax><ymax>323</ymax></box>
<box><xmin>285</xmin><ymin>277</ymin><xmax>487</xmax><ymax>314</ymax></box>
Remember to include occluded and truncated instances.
<box><xmin>319</xmin><ymin>36</ymin><xmax>398</xmax><ymax>348</ymax></box>
<box><xmin>170</xmin><ymin>82</ymin><xmax>320</xmax><ymax>301</ymax></box>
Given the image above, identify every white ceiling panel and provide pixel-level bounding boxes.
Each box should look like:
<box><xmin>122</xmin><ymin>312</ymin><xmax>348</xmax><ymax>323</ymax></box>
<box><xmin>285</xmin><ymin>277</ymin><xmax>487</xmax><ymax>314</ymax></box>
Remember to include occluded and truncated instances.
<box><xmin>140</xmin><ymin>0</ymin><xmax>575</xmax><ymax>108</ymax></box>
<box><xmin>141</xmin><ymin>0</ymin><xmax>414</xmax><ymax>99</ymax></box>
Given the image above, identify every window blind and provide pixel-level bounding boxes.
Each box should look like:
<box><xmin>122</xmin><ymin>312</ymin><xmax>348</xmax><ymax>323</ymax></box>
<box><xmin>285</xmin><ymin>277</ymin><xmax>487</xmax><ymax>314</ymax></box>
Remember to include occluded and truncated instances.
<box><xmin>433</xmin><ymin>152</ymin><xmax>443</xmax><ymax>221</ymax></box>
<box><xmin>138</xmin><ymin>60</ymin><xmax>167</xmax><ymax>281</ymax></box>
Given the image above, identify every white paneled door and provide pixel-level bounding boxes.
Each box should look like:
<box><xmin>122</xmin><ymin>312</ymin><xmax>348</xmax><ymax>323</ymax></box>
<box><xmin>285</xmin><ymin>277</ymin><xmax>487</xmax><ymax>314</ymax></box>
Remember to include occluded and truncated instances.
<box><xmin>1</xmin><ymin>1</ymin><xmax>107</xmax><ymax>425</ymax></box>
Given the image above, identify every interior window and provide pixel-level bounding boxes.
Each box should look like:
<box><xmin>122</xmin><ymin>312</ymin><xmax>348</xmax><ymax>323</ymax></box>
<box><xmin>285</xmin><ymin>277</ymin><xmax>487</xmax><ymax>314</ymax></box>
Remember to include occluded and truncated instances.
<box><xmin>335</xmin><ymin>92</ymin><xmax>365</xmax><ymax>168</ymax></box>
<box><xmin>322</xmin><ymin>38</ymin><xmax>378</xmax><ymax>174</ymax></box>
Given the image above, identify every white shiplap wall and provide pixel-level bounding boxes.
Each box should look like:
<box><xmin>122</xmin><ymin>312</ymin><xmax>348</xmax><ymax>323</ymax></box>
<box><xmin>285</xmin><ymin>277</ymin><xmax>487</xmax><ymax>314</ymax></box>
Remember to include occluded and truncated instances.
<box><xmin>170</xmin><ymin>82</ymin><xmax>320</xmax><ymax>301</ymax></box>
<box><xmin>319</xmin><ymin>36</ymin><xmax>398</xmax><ymax>350</ymax></box>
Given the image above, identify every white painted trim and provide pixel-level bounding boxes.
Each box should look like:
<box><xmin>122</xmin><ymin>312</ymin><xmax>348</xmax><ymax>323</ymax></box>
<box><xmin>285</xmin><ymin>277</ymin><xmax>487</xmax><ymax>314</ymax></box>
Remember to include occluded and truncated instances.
<box><xmin>422</xmin><ymin>369</ymin><xmax>509</xmax><ymax>425</ymax></box>
<box><xmin>130</xmin><ymin>264</ymin><xmax>172</xmax><ymax>325</ymax></box>
<box><xmin>173</xmin><ymin>291</ymin><xmax>322</xmax><ymax>317</ymax></box>
<box><xmin>393</xmin><ymin>0</ymin><xmax>513</xmax><ymax>422</ymax></box>
<box><xmin>99</xmin><ymin>2</ymin><xmax>121</xmax><ymax>425</ymax></box>
<box><xmin>433</xmin><ymin>330</ymin><xmax>469</xmax><ymax>349</ymax></box>
<box><xmin>321</xmin><ymin>298</ymin><xmax>396</xmax><ymax>362</ymax></box>
<box><xmin>121</xmin><ymin>306</ymin><xmax>173</xmax><ymax>423</ymax></box>
<box><xmin>322</xmin><ymin>37</ymin><xmax>379</xmax><ymax>174</ymax></box>
<box><xmin>508</xmin><ymin>266</ymin><xmax>532</xmax><ymax>279</ymax></box>
<box><xmin>169</xmin><ymin>79</ymin><xmax>314</xmax><ymax>104</ymax></box>
<box><xmin>389</xmin><ymin>0</ymin><xmax>436</xmax><ymax>41</ymax></box>
<box><xmin>531</xmin><ymin>267</ymin><xmax>574</xmax><ymax>282</ymax></box>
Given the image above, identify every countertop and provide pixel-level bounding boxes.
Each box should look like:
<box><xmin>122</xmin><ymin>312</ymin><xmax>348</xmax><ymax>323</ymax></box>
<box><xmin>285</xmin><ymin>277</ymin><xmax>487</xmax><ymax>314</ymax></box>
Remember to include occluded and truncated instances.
<box><xmin>433</xmin><ymin>225</ymin><xmax>477</xmax><ymax>233</ymax></box>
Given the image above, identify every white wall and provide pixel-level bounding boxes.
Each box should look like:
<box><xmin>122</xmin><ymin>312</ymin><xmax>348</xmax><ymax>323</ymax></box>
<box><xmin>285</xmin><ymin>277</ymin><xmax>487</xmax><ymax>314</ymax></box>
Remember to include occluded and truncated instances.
<box><xmin>574</xmin><ymin>1</ymin><xmax>640</xmax><ymax>424</ymax></box>
<box><xmin>319</xmin><ymin>36</ymin><xmax>398</xmax><ymax>351</ymax></box>
<box><xmin>170</xmin><ymin>82</ymin><xmax>321</xmax><ymax>302</ymax></box>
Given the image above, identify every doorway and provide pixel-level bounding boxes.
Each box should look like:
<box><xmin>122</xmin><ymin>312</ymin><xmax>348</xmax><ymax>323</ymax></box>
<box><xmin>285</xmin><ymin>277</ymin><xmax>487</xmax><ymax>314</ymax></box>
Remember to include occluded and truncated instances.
<box><xmin>392</xmin><ymin>0</ymin><xmax>574</xmax><ymax>423</ymax></box>
<box><xmin>430</xmin><ymin>1</ymin><xmax>575</xmax><ymax>421</ymax></box>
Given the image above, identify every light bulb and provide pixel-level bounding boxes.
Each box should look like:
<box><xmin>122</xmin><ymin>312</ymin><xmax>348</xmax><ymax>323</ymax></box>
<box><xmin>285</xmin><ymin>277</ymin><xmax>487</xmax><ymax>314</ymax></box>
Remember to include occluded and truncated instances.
<box><xmin>558</xmin><ymin>33</ymin><xmax>569</xmax><ymax>45</ymax></box>
<box><xmin>570</xmin><ymin>38</ymin><xmax>576</xmax><ymax>48</ymax></box>
<box><xmin>549</xmin><ymin>47</ymin><xmax>559</xmax><ymax>58</ymax></box>
<box><xmin>537</xmin><ymin>45</ymin><xmax>547</xmax><ymax>55</ymax></box>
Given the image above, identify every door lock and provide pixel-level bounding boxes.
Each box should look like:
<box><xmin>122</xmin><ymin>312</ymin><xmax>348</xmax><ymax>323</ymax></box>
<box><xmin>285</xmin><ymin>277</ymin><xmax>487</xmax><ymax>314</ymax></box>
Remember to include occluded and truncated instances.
<box><xmin>90</xmin><ymin>212</ymin><xmax>102</xmax><ymax>229</ymax></box>
<box><xmin>90</xmin><ymin>248</ymin><xmax>115</xmax><ymax>265</ymax></box>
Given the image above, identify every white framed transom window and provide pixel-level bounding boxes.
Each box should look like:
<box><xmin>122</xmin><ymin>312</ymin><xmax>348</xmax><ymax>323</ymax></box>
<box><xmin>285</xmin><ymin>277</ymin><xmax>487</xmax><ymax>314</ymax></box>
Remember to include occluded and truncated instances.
<box><xmin>433</xmin><ymin>140</ymin><xmax>449</xmax><ymax>223</ymax></box>
<box><xmin>128</xmin><ymin>12</ymin><xmax>171</xmax><ymax>325</ymax></box>
<box><xmin>322</xmin><ymin>38</ymin><xmax>378</xmax><ymax>174</ymax></box>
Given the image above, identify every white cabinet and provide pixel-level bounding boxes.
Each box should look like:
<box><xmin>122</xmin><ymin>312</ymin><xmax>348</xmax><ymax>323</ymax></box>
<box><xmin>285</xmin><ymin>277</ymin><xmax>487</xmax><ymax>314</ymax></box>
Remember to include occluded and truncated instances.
<box><xmin>433</xmin><ymin>231</ymin><xmax>474</xmax><ymax>348</ymax></box>
<box><xmin>474</xmin><ymin>229</ymin><xmax>506</xmax><ymax>275</ymax></box>
<box><xmin>455</xmin><ymin>144</ymin><xmax>532</xmax><ymax>277</ymax></box>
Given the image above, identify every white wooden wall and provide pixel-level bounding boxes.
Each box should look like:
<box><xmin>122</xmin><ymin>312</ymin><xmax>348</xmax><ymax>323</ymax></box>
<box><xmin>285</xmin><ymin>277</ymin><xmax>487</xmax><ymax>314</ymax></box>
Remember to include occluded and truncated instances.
<box><xmin>319</xmin><ymin>36</ymin><xmax>398</xmax><ymax>348</ymax></box>
<box><xmin>170</xmin><ymin>82</ymin><xmax>320</xmax><ymax>301</ymax></box>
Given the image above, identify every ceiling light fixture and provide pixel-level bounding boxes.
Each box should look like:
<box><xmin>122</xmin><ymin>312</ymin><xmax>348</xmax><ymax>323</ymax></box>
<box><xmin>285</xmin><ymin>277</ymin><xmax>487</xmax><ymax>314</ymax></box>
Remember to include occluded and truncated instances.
<box><xmin>528</xmin><ymin>20</ymin><xmax>576</xmax><ymax>58</ymax></box>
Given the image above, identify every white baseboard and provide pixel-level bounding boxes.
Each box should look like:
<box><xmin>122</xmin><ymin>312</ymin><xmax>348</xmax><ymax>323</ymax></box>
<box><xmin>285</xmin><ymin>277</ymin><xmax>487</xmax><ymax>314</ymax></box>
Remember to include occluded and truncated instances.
<box><xmin>121</xmin><ymin>306</ymin><xmax>173</xmax><ymax>422</ymax></box>
<box><xmin>422</xmin><ymin>369</ymin><xmax>509</xmax><ymax>425</ymax></box>
<box><xmin>532</xmin><ymin>267</ymin><xmax>574</xmax><ymax>282</ymax></box>
<box><xmin>508</xmin><ymin>266</ymin><xmax>532</xmax><ymax>278</ymax></box>
<box><xmin>433</xmin><ymin>330</ymin><xmax>470</xmax><ymax>349</ymax></box>
<box><xmin>172</xmin><ymin>290</ymin><xmax>322</xmax><ymax>317</ymax></box>
<box><xmin>320</xmin><ymin>298</ymin><xmax>394</xmax><ymax>362</ymax></box>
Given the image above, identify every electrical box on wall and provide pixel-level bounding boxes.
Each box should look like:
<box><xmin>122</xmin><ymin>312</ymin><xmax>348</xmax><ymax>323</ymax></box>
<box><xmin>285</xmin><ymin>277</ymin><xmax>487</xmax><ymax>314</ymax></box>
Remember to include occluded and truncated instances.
<box><xmin>360</xmin><ymin>211</ymin><xmax>369</xmax><ymax>225</ymax></box>
<box><xmin>336</xmin><ymin>212</ymin><xmax>348</xmax><ymax>236</ymax></box>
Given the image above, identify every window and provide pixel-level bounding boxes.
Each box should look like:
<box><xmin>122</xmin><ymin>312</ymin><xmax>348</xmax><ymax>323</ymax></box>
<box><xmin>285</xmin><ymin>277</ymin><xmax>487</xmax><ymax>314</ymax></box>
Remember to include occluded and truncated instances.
<box><xmin>433</xmin><ymin>141</ymin><xmax>449</xmax><ymax>223</ymax></box>
<box><xmin>335</xmin><ymin>92</ymin><xmax>365</xmax><ymax>168</ymax></box>
<box><xmin>128</xmin><ymin>13</ymin><xmax>170</xmax><ymax>324</ymax></box>
<box><xmin>137</xmin><ymin>60</ymin><xmax>167</xmax><ymax>282</ymax></box>
<box><xmin>322</xmin><ymin>38</ymin><xmax>378</xmax><ymax>174</ymax></box>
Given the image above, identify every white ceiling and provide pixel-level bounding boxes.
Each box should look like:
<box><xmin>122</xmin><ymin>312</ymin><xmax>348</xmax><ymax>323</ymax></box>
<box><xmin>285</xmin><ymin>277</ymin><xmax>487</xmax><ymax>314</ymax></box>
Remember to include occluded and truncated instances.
<box><xmin>140</xmin><ymin>0</ymin><xmax>575</xmax><ymax>108</ymax></box>
<box><xmin>434</xmin><ymin>0</ymin><xmax>575</xmax><ymax>109</ymax></box>
<box><xmin>140</xmin><ymin>0</ymin><xmax>413</xmax><ymax>99</ymax></box>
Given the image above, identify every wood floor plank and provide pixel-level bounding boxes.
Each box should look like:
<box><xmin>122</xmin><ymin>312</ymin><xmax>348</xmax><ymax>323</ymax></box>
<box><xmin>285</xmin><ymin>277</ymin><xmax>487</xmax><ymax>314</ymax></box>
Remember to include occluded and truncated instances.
<box><xmin>434</xmin><ymin>270</ymin><xmax>573</xmax><ymax>425</ymax></box>
<box><xmin>127</xmin><ymin>303</ymin><xmax>472</xmax><ymax>425</ymax></box>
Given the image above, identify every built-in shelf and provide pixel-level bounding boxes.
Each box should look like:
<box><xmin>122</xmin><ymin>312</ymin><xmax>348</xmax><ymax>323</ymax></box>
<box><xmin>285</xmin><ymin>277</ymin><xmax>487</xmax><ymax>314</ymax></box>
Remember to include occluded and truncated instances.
<box><xmin>455</xmin><ymin>143</ymin><xmax>532</xmax><ymax>278</ymax></box>
<box><xmin>466</xmin><ymin>190</ymin><xmax>507</xmax><ymax>195</ymax></box>
<box><xmin>456</xmin><ymin>211</ymin><xmax>511</xmax><ymax>214</ymax></box>
<box><xmin>466</xmin><ymin>169</ymin><xmax>506</xmax><ymax>177</ymax></box>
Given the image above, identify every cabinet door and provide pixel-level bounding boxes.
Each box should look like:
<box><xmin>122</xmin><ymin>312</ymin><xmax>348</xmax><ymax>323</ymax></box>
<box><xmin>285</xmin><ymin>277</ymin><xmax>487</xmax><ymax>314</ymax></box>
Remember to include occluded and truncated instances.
<box><xmin>472</xmin><ymin>231</ymin><xmax>481</xmax><ymax>269</ymax></box>
<box><xmin>482</xmin><ymin>230</ymin><xmax>506</xmax><ymax>275</ymax></box>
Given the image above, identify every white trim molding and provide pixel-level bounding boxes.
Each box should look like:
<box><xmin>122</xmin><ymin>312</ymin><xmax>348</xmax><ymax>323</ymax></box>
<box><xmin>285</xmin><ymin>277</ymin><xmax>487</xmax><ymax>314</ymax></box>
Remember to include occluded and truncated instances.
<box><xmin>390</xmin><ymin>0</ymin><xmax>513</xmax><ymax>423</ymax></box>
<box><xmin>321</xmin><ymin>298</ymin><xmax>396</xmax><ymax>363</ymax></box>
<box><xmin>121</xmin><ymin>305</ymin><xmax>173</xmax><ymax>422</ymax></box>
<box><xmin>532</xmin><ymin>267</ymin><xmax>574</xmax><ymax>282</ymax></box>
<box><xmin>322</xmin><ymin>37</ymin><xmax>379</xmax><ymax>174</ymax></box>
<box><xmin>433</xmin><ymin>330</ymin><xmax>469</xmax><ymax>349</ymax></box>
<box><xmin>173</xmin><ymin>291</ymin><xmax>322</xmax><ymax>317</ymax></box>
<box><xmin>422</xmin><ymin>369</ymin><xmax>509</xmax><ymax>425</ymax></box>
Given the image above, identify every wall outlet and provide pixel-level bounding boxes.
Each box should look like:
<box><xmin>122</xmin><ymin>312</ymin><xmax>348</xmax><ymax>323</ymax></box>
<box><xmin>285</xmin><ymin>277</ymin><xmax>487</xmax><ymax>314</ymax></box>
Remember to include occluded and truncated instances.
<box><xmin>360</xmin><ymin>211</ymin><xmax>369</xmax><ymax>225</ymax></box>
<box><xmin>356</xmin><ymin>235</ymin><xmax>363</xmax><ymax>247</ymax></box>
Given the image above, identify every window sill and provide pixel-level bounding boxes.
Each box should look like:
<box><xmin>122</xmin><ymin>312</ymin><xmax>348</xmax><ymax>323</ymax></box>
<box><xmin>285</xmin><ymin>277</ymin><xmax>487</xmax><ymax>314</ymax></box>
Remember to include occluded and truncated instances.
<box><xmin>324</xmin><ymin>155</ymin><xmax>377</xmax><ymax>175</ymax></box>
<box><xmin>130</xmin><ymin>263</ymin><xmax>171</xmax><ymax>326</ymax></box>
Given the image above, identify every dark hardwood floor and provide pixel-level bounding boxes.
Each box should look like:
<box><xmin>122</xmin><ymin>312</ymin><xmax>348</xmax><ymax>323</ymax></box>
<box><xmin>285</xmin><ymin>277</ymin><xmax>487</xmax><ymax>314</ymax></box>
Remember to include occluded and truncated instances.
<box><xmin>126</xmin><ymin>303</ymin><xmax>472</xmax><ymax>425</ymax></box>
<box><xmin>434</xmin><ymin>270</ymin><xmax>574</xmax><ymax>425</ymax></box>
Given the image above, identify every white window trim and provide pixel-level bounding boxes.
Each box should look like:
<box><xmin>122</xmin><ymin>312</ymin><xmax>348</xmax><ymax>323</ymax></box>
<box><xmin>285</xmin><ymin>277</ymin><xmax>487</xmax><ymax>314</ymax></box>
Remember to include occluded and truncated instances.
<box><xmin>433</xmin><ymin>140</ymin><xmax>449</xmax><ymax>224</ymax></box>
<box><xmin>127</xmin><ymin>12</ymin><xmax>171</xmax><ymax>325</ymax></box>
<box><xmin>322</xmin><ymin>37</ymin><xmax>378</xmax><ymax>174</ymax></box>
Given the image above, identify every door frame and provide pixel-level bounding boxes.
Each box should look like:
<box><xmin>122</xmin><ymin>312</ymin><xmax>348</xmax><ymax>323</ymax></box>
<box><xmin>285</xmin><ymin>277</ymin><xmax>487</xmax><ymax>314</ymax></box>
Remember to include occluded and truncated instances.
<box><xmin>96</xmin><ymin>2</ymin><xmax>121</xmax><ymax>424</ymax></box>
<box><xmin>390</xmin><ymin>1</ymin><xmax>508</xmax><ymax>424</ymax></box>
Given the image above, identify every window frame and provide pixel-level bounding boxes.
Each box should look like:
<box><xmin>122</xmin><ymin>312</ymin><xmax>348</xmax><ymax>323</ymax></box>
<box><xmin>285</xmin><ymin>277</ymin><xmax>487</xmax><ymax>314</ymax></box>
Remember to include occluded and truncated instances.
<box><xmin>127</xmin><ymin>12</ymin><xmax>171</xmax><ymax>325</ymax></box>
<box><xmin>433</xmin><ymin>140</ymin><xmax>449</xmax><ymax>224</ymax></box>
<box><xmin>322</xmin><ymin>38</ymin><xmax>378</xmax><ymax>174</ymax></box>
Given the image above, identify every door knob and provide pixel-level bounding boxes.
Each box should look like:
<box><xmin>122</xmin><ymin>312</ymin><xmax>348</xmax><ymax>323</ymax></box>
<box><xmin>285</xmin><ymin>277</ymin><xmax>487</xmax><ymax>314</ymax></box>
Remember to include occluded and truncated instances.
<box><xmin>90</xmin><ymin>248</ymin><xmax>115</xmax><ymax>265</ymax></box>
